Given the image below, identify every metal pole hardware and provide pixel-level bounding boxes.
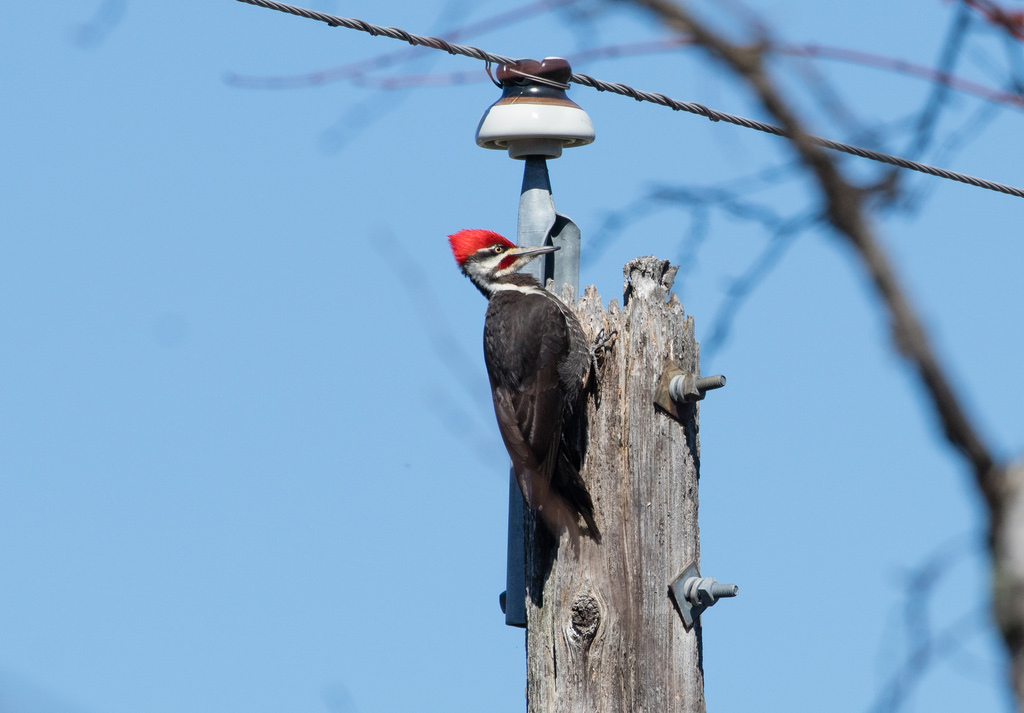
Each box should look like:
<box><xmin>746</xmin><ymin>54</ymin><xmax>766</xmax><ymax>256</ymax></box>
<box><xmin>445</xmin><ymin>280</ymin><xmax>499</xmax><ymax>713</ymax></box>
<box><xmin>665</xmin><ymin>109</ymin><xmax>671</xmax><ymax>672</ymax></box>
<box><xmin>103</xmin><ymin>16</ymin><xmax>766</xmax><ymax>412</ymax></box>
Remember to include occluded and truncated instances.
<box><xmin>670</xmin><ymin>561</ymin><xmax>739</xmax><ymax>629</ymax></box>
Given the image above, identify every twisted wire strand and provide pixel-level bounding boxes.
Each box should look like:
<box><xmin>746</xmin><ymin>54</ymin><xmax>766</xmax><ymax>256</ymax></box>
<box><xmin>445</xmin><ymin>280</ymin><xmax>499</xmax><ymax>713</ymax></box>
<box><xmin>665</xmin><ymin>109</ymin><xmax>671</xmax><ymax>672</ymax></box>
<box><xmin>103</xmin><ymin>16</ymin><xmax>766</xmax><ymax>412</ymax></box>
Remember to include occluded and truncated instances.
<box><xmin>236</xmin><ymin>0</ymin><xmax>1024</xmax><ymax>200</ymax></box>
<box><xmin>237</xmin><ymin>0</ymin><xmax>517</xmax><ymax>64</ymax></box>
<box><xmin>568</xmin><ymin>73</ymin><xmax>1024</xmax><ymax>198</ymax></box>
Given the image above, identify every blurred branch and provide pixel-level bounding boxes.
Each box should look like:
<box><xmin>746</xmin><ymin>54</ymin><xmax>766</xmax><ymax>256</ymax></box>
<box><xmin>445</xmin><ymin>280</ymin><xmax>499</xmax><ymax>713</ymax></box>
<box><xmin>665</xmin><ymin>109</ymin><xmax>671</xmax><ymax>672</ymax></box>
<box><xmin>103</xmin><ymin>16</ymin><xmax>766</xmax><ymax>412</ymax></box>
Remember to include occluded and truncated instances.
<box><xmin>963</xmin><ymin>0</ymin><xmax>1024</xmax><ymax>41</ymax></box>
<box><xmin>582</xmin><ymin>161</ymin><xmax>800</xmax><ymax>268</ymax></box>
<box><xmin>1001</xmin><ymin>30</ymin><xmax>1024</xmax><ymax>89</ymax></box>
<box><xmin>702</xmin><ymin>210</ymin><xmax>819</xmax><ymax>359</ymax></box>
<box><xmin>900</xmin><ymin>99</ymin><xmax>1001</xmax><ymax>208</ymax></box>
<box><xmin>642</xmin><ymin>185</ymin><xmax>819</xmax><ymax>359</ymax></box>
<box><xmin>226</xmin><ymin>0</ymin><xmax>576</xmax><ymax>89</ymax></box>
<box><xmin>292</xmin><ymin>36</ymin><xmax>1024</xmax><ymax>115</ymax></box>
<box><xmin>370</xmin><ymin>230</ymin><xmax>492</xmax><ymax>419</ymax></box>
<box><xmin>370</xmin><ymin>231</ymin><xmax>501</xmax><ymax>467</ymax></box>
<box><xmin>786</xmin><ymin>43</ymin><xmax>1024</xmax><ymax>110</ymax></box>
<box><xmin>904</xmin><ymin>1</ymin><xmax>972</xmax><ymax>161</ymax></box>
<box><xmin>316</xmin><ymin>0</ymin><xmax>470</xmax><ymax>153</ymax></box>
<box><xmin>625</xmin><ymin>0</ymin><xmax>1000</xmax><ymax>520</ymax></box>
<box><xmin>582</xmin><ymin>162</ymin><xmax>809</xmax><ymax>359</ymax></box>
<box><xmin>872</xmin><ymin>604</ymin><xmax>990</xmax><ymax>713</ymax></box>
<box><xmin>623</xmin><ymin>0</ymin><xmax>1024</xmax><ymax>704</ymax></box>
<box><xmin>69</xmin><ymin>0</ymin><xmax>126</xmax><ymax>48</ymax></box>
<box><xmin>872</xmin><ymin>537</ymin><xmax>988</xmax><ymax>713</ymax></box>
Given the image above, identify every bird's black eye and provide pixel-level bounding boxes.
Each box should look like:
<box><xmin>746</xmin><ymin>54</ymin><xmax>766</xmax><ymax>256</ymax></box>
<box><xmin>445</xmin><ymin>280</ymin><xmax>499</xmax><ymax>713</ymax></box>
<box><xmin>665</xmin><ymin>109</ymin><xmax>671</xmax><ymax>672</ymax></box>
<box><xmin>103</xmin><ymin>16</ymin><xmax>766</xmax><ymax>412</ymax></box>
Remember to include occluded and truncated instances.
<box><xmin>493</xmin><ymin>245</ymin><xmax>505</xmax><ymax>253</ymax></box>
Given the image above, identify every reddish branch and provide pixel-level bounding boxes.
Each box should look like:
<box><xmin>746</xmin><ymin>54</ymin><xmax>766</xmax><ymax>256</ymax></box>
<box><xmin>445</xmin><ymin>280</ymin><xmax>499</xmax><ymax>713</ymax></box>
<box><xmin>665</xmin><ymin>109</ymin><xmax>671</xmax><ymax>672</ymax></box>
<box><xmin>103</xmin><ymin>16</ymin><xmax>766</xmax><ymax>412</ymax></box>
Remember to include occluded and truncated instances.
<box><xmin>225</xmin><ymin>0</ymin><xmax>575</xmax><ymax>89</ymax></box>
<box><xmin>962</xmin><ymin>0</ymin><xmax>1024</xmax><ymax>40</ymax></box>
<box><xmin>231</xmin><ymin>29</ymin><xmax>1024</xmax><ymax>113</ymax></box>
<box><xmin>350</xmin><ymin>40</ymin><xmax>1024</xmax><ymax>111</ymax></box>
<box><xmin>783</xmin><ymin>43</ymin><xmax>1024</xmax><ymax>111</ymax></box>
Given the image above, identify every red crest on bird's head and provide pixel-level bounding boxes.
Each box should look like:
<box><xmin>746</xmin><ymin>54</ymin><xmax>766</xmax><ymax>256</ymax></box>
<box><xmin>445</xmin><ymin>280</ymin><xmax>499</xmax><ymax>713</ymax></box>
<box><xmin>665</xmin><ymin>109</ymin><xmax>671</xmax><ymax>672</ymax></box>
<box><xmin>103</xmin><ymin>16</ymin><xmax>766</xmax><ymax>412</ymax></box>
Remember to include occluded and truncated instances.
<box><xmin>448</xmin><ymin>229</ymin><xmax>515</xmax><ymax>266</ymax></box>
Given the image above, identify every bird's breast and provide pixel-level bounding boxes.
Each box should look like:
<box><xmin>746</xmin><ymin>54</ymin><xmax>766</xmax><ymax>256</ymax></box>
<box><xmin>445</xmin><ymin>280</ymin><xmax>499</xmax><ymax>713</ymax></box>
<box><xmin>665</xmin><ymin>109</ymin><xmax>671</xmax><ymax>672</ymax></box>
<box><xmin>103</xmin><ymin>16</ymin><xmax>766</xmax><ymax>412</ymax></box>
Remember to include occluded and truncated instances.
<box><xmin>484</xmin><ymin>290</ymin><xmax>571</xmax><ymax>391</ymax></box>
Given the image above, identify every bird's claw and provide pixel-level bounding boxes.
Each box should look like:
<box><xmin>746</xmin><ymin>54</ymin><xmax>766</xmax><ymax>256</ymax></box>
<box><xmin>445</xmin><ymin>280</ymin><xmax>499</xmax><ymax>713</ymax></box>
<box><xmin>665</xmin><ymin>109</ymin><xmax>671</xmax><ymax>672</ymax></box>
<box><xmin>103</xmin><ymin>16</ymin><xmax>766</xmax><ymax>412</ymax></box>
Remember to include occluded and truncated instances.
<box><xmin>592</xmin><ymin>328</ymin><xmax>618</xmax><ymax>355</ymax></box>
<box><xmin>588</xmin><ymin>329</ymin><xmax>618</xmax><ymax>396</ymax></box>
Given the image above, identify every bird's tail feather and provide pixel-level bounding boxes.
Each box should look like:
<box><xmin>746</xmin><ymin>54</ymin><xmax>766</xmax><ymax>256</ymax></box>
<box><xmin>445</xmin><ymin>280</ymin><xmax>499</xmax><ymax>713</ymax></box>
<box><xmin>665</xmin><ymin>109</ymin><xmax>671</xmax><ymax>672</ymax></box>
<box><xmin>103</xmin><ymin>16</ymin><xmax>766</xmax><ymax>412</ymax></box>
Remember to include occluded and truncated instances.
<box><xmin>519</xmin><ymin>460</ymin><xmax>601</xmax><ymax>543</ymax></box>
<box><xmin>554</xmin><ymin>453</ymin><xmax>601</xmax><ymax>543</ymax></box>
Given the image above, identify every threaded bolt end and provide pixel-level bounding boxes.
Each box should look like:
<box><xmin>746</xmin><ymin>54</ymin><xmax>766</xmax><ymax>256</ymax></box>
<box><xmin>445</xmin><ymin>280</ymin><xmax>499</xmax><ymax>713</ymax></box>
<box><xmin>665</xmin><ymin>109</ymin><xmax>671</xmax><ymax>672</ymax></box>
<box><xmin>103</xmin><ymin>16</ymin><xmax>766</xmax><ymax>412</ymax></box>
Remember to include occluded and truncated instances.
<box><xmin>695</xmin><ymin>374</ymin><xmax>727</xmax><ymax>392</ymax></box>
<box><xmin>709</xmin><ymin>583</ymin><xmax>738</xmax><ymax>599</ymax></box>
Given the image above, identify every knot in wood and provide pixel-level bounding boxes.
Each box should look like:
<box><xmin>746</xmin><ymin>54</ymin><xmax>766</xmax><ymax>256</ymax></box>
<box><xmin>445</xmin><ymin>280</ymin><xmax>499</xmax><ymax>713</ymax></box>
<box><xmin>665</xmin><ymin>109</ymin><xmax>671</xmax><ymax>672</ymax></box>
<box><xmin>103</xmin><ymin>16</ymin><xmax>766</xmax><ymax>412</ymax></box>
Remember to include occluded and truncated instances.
<box><xmin>570</xmin><ymin>592</ymin><xmax>601</xmax><ymax>643</ymax></box>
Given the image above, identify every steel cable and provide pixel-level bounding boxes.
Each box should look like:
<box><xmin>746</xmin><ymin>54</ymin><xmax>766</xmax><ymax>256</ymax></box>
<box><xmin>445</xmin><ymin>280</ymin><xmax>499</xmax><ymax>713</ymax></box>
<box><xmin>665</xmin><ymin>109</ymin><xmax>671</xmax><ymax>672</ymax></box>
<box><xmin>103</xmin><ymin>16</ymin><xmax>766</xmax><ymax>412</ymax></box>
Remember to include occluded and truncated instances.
<box><xmin>236</xmin><ymin>0</ymin><xmax>1024</xmax><ymax>199</ymax></box>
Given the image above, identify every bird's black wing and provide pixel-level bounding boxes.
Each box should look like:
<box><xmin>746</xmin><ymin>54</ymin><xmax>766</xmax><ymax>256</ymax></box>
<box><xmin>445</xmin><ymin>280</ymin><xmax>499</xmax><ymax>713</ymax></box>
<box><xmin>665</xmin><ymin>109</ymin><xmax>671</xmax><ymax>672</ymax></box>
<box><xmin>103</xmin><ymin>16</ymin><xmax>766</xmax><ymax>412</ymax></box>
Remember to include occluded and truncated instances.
<box><xmin>485</xmin><ymin>292</ymin><xmax>571</xmax><ymax>528</ymax></box>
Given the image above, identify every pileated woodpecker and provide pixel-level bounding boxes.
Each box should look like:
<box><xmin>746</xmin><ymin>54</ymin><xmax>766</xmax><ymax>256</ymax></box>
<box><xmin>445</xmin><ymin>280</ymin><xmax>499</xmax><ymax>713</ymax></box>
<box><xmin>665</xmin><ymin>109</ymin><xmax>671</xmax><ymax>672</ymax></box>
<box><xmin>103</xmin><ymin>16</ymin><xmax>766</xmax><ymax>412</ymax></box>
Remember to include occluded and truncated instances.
<box><xmin>448</xmin><ymin>228</ymin><xmax>600</xmax><ymax>541</ymax></box>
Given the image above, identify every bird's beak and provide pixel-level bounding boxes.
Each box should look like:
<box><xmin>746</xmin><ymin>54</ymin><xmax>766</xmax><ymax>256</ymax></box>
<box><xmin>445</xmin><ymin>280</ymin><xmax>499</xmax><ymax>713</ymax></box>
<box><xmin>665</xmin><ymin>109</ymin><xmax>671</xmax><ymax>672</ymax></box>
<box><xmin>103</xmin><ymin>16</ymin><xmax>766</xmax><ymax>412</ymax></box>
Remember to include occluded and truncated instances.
<box><xmin>510</xmin><ymin>244</ymin><xmax>560</xmax><ymax>257</ymax></box>
<box><xmin>508</xmin><ymin>244</ymin><xmax>559</xmax><ymax>272</ymax></box>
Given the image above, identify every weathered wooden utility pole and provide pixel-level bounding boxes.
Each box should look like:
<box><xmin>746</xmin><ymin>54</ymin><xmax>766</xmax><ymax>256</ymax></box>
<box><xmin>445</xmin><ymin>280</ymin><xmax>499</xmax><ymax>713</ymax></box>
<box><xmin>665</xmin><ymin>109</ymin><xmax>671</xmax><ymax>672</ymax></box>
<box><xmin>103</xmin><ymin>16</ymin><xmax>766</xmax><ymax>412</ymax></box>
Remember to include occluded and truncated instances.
<box><xmin>523</xmin><ymin>259</ymin><xmax>705</xmax><ymax>712</ymax></box>
<box><xmin>474</xmin><ymin>56</ymin><xmax>728</xmax><ymax>712</ymax></box>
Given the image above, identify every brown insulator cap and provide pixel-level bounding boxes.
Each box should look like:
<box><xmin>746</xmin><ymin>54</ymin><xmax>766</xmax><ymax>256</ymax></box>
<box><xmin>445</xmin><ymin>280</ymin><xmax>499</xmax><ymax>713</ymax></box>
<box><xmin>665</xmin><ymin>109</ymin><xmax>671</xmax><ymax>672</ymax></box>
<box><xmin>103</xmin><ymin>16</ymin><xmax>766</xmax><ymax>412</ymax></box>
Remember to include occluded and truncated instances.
<box><xmin>495</xmin><ymin>57</ymin><xmax>572</xmax><ymax>87</ymax></box>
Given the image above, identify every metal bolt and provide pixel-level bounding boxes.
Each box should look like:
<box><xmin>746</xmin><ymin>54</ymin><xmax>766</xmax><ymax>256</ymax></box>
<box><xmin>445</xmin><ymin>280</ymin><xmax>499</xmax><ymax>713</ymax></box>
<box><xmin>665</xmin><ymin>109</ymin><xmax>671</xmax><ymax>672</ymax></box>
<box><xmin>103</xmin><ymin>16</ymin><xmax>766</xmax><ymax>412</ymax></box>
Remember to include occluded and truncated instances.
<box><xmin>670</xmin><ymin>561</ymin><xmax>738</xmax><ymax>629</ymax></box>
<box><xmin>668</xmin><ymin>373</ymin><xmax>727</xmax><ymax>403</ymax></box>
<box><xmin>694</xmin><ymin>374</ymin><xmax>727</xmax><ymax>393</ymax></box>
<box><xmin>682</xmin><ymin>576</ymin><xmax>739</xmax><ymax>606</ymax></box>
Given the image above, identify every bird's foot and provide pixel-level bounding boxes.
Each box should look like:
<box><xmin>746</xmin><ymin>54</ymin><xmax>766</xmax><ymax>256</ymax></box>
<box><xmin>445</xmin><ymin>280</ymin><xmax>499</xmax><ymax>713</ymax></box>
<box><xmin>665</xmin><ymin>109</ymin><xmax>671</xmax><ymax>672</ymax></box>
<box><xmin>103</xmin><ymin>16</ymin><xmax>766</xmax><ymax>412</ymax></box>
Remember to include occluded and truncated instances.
<box><xmin>592</xmin><ymin>328</ymin><xmax>617</xmax><ymax>355</ymax></box>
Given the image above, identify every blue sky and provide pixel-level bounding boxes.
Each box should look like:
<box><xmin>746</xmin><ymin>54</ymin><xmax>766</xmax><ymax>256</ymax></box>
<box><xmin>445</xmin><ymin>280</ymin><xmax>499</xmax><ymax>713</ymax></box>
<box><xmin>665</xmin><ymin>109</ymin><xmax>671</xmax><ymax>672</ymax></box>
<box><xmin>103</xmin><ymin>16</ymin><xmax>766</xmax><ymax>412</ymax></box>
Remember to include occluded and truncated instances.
<box><xmin>3</xmin><ymin>1</ymin><xmax>1023</xmax><ymax>711</ymax></box>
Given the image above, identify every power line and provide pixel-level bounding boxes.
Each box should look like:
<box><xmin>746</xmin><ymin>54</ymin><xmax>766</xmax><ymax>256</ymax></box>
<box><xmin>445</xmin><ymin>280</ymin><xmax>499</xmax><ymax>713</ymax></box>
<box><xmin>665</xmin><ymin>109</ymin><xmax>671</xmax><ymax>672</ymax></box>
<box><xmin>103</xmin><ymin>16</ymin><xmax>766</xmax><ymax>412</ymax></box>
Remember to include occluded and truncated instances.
<box><xmin>227</xmin><ymin>0</ymin><xmax>575</xmax><ymax>89</ymax></box>
<box><xmin>237</xmin><ymin>0</ymin><xmax>517</xmax><ymax>64</ymax></box>
<box><xmin>236</xmin><ymin>0</ymin><xmax>1024</xmax><ymax>200</ymax></box>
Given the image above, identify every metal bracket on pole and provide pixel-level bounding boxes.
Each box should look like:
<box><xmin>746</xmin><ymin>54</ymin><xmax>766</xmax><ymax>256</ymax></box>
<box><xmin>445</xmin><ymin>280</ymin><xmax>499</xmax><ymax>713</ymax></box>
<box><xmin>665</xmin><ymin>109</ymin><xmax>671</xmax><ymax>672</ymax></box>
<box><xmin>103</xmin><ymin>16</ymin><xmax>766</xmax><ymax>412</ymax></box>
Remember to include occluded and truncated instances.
<box><xmin>547</xmin><ymin>213</ymin><xmax>581</xmax><ymax>293</ymax></box>
<box><xmin>654</xmin><ymin>359</ymin><xmax>726</xmax><ymax>423</ymax></box>
<box><xmin>502</xmin><ymin>156</ymin><xmax>581</xmax><ymax>627</ymax></box>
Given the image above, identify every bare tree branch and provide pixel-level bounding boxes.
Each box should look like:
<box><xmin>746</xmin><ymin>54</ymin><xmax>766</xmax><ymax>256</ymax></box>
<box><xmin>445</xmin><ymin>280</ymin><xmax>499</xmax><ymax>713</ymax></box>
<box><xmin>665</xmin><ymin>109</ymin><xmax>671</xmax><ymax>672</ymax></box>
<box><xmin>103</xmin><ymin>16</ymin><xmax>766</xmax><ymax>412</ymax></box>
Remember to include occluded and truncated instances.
<box><xmin>703</xmin><ymin>210</ymin><xmax>818</xmax><ymax>358</ymax></box>
<box><xmin>872</xmin><ymin>536</ymin><xmax>989</xmax><ymax>713</ymax></box>
<box><xmin>904</xmin><ymin>1</ymin><xmax>973</xmax><ymax>162</ymax></box>
<box><xmin>622</xmin><ymin>0</ymin><xmax>1023</xmax><ymax>704</ymax></box>
<box><xmin>69</xmin><ymin>0</ymin><xmax>126</xmax><ymax>48</ymax></box>
<box><xmin>626</xmin><ymin>0</ymin><xmax>1001</xmax><ymax>508</ymax></box>
<box><xmin>963</xmin><ymin>0</ymin><xmax>1024</xmax><ymax>42</ymax></box>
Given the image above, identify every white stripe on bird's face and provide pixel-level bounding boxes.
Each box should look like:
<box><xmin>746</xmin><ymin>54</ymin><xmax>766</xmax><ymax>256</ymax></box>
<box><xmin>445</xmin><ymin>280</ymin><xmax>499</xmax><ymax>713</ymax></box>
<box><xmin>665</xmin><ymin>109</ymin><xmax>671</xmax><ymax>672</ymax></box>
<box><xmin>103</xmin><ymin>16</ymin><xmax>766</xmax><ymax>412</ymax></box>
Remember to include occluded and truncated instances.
<box><xmin>461</xmin><ymin>244</ymin><xmax>554</xmax><ymax>293</ymax></box>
